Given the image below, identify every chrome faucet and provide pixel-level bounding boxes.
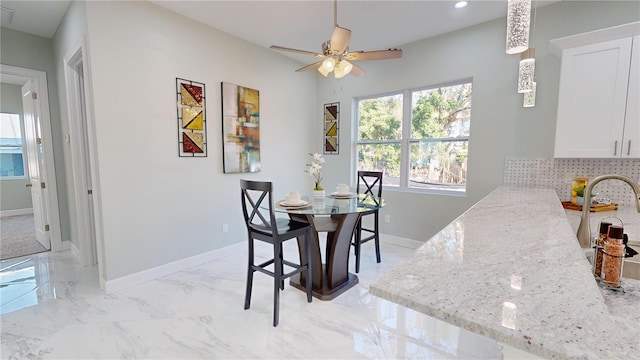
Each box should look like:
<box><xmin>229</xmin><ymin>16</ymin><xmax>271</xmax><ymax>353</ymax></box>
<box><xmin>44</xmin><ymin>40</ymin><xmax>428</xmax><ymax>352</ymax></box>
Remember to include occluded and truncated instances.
<box><xmin>576</xmin><ymin>174</ymin><xmax>640</xmax><ymax>248</ymax></box>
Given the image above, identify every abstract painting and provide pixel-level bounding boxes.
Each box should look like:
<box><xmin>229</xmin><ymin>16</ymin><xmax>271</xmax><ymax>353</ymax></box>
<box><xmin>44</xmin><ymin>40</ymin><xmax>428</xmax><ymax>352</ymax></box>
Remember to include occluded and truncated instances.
<box><xmin>176</xmin><ymin>78</ymin><xmax>207</xmax><ymax>157</ymax></box>
<box><xmin>221</xmin><ymin>82</ymin><xmax>261</xmax><ymax>173</ymax></box>
<box><xmin>324</xmin><ymin>102</ymin><xmax>339</xmax><ymax>154</ymax></box>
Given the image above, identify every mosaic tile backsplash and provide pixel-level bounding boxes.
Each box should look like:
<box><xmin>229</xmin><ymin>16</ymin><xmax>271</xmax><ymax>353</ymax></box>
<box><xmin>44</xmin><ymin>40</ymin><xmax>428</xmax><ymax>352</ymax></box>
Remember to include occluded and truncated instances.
<box><xmin>504</xmin><ymin>158</ymin><xmax>640</xmax><ymax>207</ymax></box>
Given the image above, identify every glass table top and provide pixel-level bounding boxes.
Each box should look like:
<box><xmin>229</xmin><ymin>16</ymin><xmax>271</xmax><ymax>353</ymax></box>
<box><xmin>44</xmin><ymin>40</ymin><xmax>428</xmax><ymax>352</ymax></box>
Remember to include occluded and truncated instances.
<box><xmin>274</xmin><ymin>194</ymin><xmax>384</xmax><ymax>216</ymax></box>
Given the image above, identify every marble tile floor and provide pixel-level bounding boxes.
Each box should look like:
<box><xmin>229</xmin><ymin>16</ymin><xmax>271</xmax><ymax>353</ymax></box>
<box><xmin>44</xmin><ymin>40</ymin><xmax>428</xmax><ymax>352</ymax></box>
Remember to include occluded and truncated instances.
<box><xmin>1</xmin><ymin>235</ymin><xmax>538</xmax><ymax>359</ymax></box>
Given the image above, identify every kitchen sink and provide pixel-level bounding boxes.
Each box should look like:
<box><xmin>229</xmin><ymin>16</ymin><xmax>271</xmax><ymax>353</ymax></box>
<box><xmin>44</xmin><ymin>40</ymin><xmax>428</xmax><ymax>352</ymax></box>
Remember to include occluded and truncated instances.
<box><xmin>622</xmin><ymin>243</ymin><xmax>640</xmax><ymax>280</ymax></box>
<box><xmin>586</xmin><ymin>243</ymin><xmax>640</xmax><ymax>282</ymax></box>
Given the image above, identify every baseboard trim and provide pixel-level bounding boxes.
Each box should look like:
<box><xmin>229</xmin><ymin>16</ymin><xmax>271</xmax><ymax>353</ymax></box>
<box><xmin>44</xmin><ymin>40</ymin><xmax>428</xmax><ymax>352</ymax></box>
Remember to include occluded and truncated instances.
<box><xmin>381</xmin><ymin>233</ymin><xmax>423</xmax><ymax>249</ymax></box>
<box><xmin>0</xmin><ymin>208</ymin><xmax>34</xmax><ymax>217</ymax></box>
<box><xmin>70</xmin><ymin>241</ymin><xmax>81</xmax><ymax>259</ymax></box>
<box><xmin>104</xmin><ymin>235</ymin><xmax>421</xmax><ymax>294</ymax></box>
<box><xmin>104</xmin><ymin>242</ymin><xmax>243</xmax><ymax>294</ymax></box>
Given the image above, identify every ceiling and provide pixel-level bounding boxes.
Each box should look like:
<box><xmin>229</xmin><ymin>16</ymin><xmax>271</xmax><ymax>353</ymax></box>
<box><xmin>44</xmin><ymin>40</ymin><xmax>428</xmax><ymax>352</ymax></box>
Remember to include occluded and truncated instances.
<box><xmin>0</xmin><ymin>0</ymin><xmax>559</xmax><ymax>66</ymax></box>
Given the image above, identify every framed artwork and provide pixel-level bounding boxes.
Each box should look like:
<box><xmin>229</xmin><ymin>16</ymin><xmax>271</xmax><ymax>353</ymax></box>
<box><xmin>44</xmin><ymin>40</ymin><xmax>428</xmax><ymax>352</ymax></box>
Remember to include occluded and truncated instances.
<box><xmin>176</xmin><ymin>78</ymin><xmax>207</xmax><ymax>157</ymax></box>
<box><xmin>221</xmin><ymin>82</ymin><xmax>261</xmax><ymax>173</ymax></box>
<box><xmin>324</xmin><ymin>102</ymin><xmax>339</xmax><ymax>154</ymax></box>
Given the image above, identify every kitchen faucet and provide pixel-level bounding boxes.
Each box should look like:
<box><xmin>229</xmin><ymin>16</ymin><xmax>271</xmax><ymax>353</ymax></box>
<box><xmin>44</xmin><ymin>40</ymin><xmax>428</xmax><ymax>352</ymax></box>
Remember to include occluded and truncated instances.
<box><xmin>576</xmin><ymin>174</ymin><xmax>640</xmax><ymax>248</ymax></box>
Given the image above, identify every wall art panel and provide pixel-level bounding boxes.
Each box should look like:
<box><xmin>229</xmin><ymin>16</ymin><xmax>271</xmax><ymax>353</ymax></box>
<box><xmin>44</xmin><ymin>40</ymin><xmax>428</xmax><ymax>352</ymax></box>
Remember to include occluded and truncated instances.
<box><xmin>221</xmin><ymin>82</ymin><xmax>261</xmax><ymax>173</ymax></box>
<box><xmin>324</xmin><ymin>102</ymin><xmax>339</xmax><ymax>154</ymax></box>
<box><xmin>176</xmin><ymin>78</ymin><xmax>207</xmax><ymax>157</ymax></box>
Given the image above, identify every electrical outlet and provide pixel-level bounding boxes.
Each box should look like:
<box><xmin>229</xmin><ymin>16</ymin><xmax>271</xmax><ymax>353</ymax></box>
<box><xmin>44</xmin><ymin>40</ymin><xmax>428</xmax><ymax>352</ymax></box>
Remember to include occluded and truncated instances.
<box><xmin>384</xmin><ymin>215</ymin><xmax>390</xmax><ymax>223</ymax></box>
<box><xmin>222</xmin><ymin>223</ymin><xmax>229</xmax><ymax>233</ymax></box>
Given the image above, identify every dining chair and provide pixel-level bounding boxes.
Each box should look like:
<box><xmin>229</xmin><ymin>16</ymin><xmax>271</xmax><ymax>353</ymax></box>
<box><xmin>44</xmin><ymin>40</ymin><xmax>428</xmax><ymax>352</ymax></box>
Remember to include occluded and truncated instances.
<box><xmin>240</xmin><ymin>179</ymin><xmax>313</xmax><ymax>326</ymax></box>
<box><xmin>352</xmin><ymin>170</ymin><xmax>383</xmax><ymax>273</ymax></box>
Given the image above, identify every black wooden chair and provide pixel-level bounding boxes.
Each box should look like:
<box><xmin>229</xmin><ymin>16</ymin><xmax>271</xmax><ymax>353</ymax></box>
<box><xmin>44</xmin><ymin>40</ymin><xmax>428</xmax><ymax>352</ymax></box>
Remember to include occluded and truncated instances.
<box><xmin>352</xmin><ymin>171</ymin><xmax>383</xmax><ymax>273</ymax></box>
<box><xmin>240</xmin><ymin>180</ymin><xmax>312</xmax><ymax>326</ymax></box>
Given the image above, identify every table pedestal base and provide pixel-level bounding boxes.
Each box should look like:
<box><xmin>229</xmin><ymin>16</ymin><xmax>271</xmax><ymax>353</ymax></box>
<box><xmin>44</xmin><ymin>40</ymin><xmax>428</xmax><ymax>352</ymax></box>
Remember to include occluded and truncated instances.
<box><xmin>289</xmin><ymin>212</ymin><xmax>361</xmax><ymax>301</ymax></box>
<box><xmin>289</xmin><ymin>267</ymin><xmax>359</xmax><ymax>301</ymax></box>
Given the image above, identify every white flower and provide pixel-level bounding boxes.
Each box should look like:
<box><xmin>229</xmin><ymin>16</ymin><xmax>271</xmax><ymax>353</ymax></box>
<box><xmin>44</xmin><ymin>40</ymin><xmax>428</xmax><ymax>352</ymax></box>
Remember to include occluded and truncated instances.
<box><xmin>305</xmin><ymin>153</ymin><xmax>325</xmax><ymax>190</ymax></box>
<box><xmin>312</xmin><ymin>153</ymin><xmax>325</xmax><ymax>164</ymax></box>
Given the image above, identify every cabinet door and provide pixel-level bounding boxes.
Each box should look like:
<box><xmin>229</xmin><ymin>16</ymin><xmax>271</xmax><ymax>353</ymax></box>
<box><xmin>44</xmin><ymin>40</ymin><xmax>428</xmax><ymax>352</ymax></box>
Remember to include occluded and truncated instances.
<box><xmin>554</xmin><ymin>37</ymin><xmax>632</xmax><ymax>158</ymax></box>
<box><xmin>622</xmin><ymin>35</ymin><xmax>639</xmax><ymax>158</ymax></box>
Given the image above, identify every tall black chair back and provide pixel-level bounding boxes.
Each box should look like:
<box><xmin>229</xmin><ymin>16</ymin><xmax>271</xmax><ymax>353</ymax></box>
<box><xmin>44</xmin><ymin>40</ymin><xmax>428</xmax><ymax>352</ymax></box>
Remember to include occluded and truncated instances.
<box><xmin>353</xmin><ymin>171</ymin><xmax>383</xmax><ymax>273</ymax></box>
<box><xmin>240</xmin><ymin>180</ymin><xmax>312</xmax><ymax>326</ymax></box>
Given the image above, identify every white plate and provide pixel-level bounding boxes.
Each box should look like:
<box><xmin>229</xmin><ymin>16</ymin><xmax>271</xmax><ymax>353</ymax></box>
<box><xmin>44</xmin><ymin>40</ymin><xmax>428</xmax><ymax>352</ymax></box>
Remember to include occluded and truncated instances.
<box><xmin>280</xmin><ymin>200</ymin><xmax>309</xmax><ymax>207</ymax></box>
<box><xmin>329</xmin><ymin>192</ymin><xmax>356</xmax><ymax>198</ymax></box>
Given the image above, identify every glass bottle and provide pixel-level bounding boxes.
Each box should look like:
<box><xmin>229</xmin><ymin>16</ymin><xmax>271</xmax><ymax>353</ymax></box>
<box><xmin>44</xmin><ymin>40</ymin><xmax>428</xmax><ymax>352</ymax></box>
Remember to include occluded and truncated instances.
<box><xmin>601</xmin><ymin>225</ymin><xmax>625</xmax><ymax>288</ymax></box>
<box><xmin>592</xmin><ymin>221</ymin><xmax>611</xmax><ymax>279</ymax></box>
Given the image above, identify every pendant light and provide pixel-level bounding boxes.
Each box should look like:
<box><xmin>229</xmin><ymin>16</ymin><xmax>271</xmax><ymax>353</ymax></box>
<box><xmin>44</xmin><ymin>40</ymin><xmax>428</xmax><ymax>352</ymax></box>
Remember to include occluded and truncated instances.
<box><xmin>518</xmin><ymin>48</ymin><xmax>535</xmax><ymax>93</ymax></box>
<box><xmin>523</xmin><ymin>81</ymin><xmax>537</xmax><ymax>107</ymax></box>
<box><xmin>506</xmin><ymin>0</ymin><xmax>531</xmax><ymax>54</ymax></box>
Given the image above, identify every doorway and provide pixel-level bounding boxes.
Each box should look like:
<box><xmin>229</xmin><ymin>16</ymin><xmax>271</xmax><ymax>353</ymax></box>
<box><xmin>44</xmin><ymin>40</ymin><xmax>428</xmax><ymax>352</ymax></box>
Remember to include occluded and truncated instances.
<box><xmin>0</xmin><ymin>65</ymin><xmax>63</xmax><ymax>258</ymax></box>
<box><xmin>64</xmin><ymin>41</ymin><xmax>98</xmax><ymax>266</ymax></box>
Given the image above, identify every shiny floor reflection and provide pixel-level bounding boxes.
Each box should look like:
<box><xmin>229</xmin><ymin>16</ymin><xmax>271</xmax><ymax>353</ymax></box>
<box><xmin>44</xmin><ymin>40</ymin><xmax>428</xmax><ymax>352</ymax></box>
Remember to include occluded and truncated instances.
<box><xmin>1</xmin><ymin>236</ymin><xmax>532</xmax><ymax>359</ymax></box>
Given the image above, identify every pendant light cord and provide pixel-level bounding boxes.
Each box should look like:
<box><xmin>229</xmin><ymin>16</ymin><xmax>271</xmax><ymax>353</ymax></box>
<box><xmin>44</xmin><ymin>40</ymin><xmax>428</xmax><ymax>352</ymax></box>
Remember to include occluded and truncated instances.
<box><xmin>334</xmin><ymin>0</ymin><xmax>337</xmax><ymax>27</ymax></box>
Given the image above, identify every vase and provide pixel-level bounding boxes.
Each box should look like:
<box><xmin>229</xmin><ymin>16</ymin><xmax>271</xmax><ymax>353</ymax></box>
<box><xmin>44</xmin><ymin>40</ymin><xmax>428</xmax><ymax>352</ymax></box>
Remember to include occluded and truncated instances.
<box><xmin>577</xmin><ymin>196</ymin><xmax>594</xmax><ymax>206</ymax></box>
<box><xmin>312</xmin><ymin>189</ymin><xmax>325</xmax><ymax>199</ymax></box>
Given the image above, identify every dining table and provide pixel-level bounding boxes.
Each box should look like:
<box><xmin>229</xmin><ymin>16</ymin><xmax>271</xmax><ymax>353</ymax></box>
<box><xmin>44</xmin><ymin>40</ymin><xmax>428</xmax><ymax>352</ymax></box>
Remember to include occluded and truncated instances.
<box><xmin>274</xmin><ymin>193</ymin><xmax>384</xmax><ymax>300</ymax></box>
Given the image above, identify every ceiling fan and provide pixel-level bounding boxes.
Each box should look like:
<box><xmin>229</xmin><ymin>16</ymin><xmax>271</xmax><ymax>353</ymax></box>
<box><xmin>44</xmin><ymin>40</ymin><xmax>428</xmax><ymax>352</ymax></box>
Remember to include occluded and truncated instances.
<box><xmin>269</xmin><ymin>0</ymin><xmax>402</xmax><ymax>78</ymax></box>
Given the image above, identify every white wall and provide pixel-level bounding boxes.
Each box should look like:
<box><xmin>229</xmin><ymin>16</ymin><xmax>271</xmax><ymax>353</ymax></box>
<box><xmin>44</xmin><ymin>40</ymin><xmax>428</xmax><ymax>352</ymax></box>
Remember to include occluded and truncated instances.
<box><xmin>83</xmin><ymin>1</ymin><xmax>318</xmax><ymax>281</ymax></box>
<box><xmin>318</xmin><ymin>0</ymin><xmax>640</xmax><ymax>242</ymax></box>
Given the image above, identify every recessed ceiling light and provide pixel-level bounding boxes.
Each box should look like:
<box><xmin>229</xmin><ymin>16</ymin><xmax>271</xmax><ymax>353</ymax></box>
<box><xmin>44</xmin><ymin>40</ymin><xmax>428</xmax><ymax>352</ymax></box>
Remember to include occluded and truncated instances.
<box><xmin>455</xmin><ymin>1</ymin><xmax>468</xmax><ymax>9</ymax></box>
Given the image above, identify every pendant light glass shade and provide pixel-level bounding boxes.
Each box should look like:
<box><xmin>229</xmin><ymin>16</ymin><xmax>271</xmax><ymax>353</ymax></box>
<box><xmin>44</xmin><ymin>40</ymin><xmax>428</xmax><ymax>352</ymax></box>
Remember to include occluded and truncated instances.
<box><xmin>334</xmin><ymin>60</ymin><xmax>353</xmax><ymax>79</ymax></box>
<box><xmin>523</xmin><ymin>82</ymin><xmax>536</xmax><ymax>107</ymax></box>
<box><xmin>506</xmin><ymin>0</ymin><xmax>531</xmax><ymax>54</ymax></box>
<box><xmin>517</xmin><ymin>48</ymin><xmax>535</xmax><ymax>93</ymax></box>
<box><xmin>317</xmin><ymin>65</ymin><xmax>330</xmax><ymax>77</ymax></box>
<box><xmin>322</xmin><ymin>58</ymin><xmax>335</xmax><ymax>71</ymax></box>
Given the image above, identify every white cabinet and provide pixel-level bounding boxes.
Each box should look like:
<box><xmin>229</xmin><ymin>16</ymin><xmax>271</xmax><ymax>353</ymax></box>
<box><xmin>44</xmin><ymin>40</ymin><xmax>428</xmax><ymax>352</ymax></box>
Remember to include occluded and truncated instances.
<box><xmin>554</xmin><ymin>35</ymin><xmax>639</xmax><ymax>158</ymax></box>
<box><xmin>625</xmin><ymin>36</ymin><xmax>639</xmax><ymax>157</ymax></box>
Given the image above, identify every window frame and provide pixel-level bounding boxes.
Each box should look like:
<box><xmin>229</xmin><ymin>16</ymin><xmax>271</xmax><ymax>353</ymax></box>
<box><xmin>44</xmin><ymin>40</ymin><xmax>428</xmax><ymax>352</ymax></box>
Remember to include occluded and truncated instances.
<box><xmin>0</xmin><ymin>112</ymin><xmax>28</xmax><ymax>180</ymax></box>
<box><xmin>354</xmin><ymin>78</ymin><xmax>472</xmax><ymax>196</ymax></box>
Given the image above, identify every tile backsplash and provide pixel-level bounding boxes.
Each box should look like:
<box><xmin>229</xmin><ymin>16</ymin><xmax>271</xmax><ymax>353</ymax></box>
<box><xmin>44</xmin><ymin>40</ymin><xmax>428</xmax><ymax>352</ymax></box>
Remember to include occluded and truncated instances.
<box><xmin>504</xmin><ymin>158</ymin><xmax>640</xmax><ymax>207</ymax></box>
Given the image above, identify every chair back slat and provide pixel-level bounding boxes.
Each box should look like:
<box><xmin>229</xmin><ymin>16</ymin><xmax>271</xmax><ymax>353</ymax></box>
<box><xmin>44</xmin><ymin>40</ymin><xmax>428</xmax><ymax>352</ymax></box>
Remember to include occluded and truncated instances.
<box><xmin>357</xmin><ymin>171</ymin><xmax>383</xmax><ymax>197</ymax></box>
<box><xmin>240</xmin><ymin>179</ymin><xmax>278</xmax><ymax>234</ymax></box>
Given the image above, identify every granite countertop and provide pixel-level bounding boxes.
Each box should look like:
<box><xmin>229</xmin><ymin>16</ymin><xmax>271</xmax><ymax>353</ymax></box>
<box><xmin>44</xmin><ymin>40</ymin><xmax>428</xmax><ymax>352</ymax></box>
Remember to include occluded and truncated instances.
<box><xmin>369</xmin><ymin>187</ymin><xmax>640</xmax><ymax>359</ymax></box>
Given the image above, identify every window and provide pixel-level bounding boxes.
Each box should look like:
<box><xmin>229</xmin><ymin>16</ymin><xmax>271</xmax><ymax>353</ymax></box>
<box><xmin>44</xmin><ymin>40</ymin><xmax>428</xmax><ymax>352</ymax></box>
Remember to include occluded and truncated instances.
<box><xmin>0</xmin><ymin>113</ymin><xmax>27</xmax><ymax>178</ymax></box>
<box><xmin>356</xmin><ymin>80</ymin><xmax>472</xmax><ymax>194</ymax></box>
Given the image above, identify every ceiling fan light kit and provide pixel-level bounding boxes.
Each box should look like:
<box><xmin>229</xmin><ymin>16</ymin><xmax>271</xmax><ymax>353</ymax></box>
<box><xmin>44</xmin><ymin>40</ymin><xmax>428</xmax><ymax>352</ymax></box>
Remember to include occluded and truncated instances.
<box><xmin>317</xmin><ymin>64</ymin><xmax>330</xmax><ymax>77</ymax></box>
<box><xmin>270</xmin><ymin>0</ymin><xmax>401</xmax><ymax>78</ymax></box>
<box><xmin>323</xmin><ymin>58</ymin><xmax>336</xmax><ymax>71</ymax></box>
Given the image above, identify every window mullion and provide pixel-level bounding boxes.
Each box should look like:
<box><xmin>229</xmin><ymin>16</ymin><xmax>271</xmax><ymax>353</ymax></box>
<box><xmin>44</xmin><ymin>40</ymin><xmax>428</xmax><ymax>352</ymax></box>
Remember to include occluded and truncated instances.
<box><xmin>399</xmin><ymin>89</ymin><xmax>412</xmax><ymax>188</ymax></box>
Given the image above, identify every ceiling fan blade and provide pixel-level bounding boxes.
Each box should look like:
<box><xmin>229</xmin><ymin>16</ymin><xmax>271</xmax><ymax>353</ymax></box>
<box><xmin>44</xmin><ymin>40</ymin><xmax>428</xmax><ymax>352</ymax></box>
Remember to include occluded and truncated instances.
<box><xmin>295</xmin><ymin>60</ymin><xmax>324</xmax><ymax>72</ymax></box>
<box><xmin>349</xmin><ymin>63</ymin><xmax>365</xmax><ymax>77</ymax></box>
<box><xmin>344</xmin><ymin>49</ymin><xmax>403</xmax><ymax>61</ymax></box>
<box><xmin>270</xmin><ymin>45</ymin><xmax>325</xmax><ymax>58</ymax></box>
<box><xmin>330</xmin><ymin>26</ymin><xmax>351</xmax><ymax>54</ymax></box>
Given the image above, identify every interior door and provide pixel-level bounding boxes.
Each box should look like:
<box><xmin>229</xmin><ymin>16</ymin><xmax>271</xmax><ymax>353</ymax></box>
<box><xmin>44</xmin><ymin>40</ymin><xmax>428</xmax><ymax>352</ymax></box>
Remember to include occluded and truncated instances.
<box><xmin>22</xmin><ymin>80</ymin><xmax>50</xmax><ymax>250</ymax></box>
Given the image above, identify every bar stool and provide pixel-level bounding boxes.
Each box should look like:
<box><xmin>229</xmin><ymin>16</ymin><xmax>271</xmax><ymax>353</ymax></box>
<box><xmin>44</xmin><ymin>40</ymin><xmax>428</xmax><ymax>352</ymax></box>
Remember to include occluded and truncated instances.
<box><xmin>240</xmin><ymin>179</ymin><xmax>313</xmax><ymax>326</ymax></box>
<box><xmin>352</xmin><ymin>171</ymin><xmax>383</xmax><ymax>273</ymax></box>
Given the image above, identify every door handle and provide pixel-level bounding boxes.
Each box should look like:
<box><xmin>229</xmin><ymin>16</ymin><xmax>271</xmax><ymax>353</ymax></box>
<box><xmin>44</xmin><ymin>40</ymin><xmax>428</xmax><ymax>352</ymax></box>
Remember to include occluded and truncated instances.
<box><xmin>614</xmin><ymin>140</ymin><xmax>618</xmax><ymax>156</ymax></box>
<box><xmin>25</xmin><ymin>183</ymin><xmax>32</xmax><ymax>188</ymax></box>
